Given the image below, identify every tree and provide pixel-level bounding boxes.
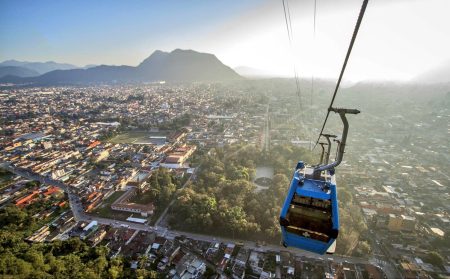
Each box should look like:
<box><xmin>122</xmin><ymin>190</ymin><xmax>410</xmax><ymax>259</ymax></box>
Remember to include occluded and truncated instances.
<box><xmin>0</xmin><ymin>205</ymin><xmax>29</xmax><ymax>227</ymax></box>
<box><xmin>94</xmin><ymin>255</ymin><xmax>108</xmax><ymax>275</ymax></box>
<box><xmin>24</xmin><ymin>248</ymin><xmax>46</xmax><ymax>271</ymax></box>
<box><xmin>204</xmin><ymin>266</ymin><xmax>216</xmax><ymax>278</ymax></box>
<box><xmin>0</xmin><ymin>205</ymin><xmax>138</xmax><ymax>278</ymax></box>
<box><xmin>169</xmin><ymin>143</ymin><xmax>335</xmax><ymax>243</ymax></box>
<box><xmin>160</xmin><ymin>183</ymin><xmax>176</xmax><ymax>204</ymax></box>
<box><xmin>61</xmin><ymin>254</ymin><xmax>84</xmax><ymax>278</ymax></box>
<box><xmin>108</xmin><ymin>266</ymin><xmax>121</xmax><ymax>279</ymax></box>
<box><xmin>339</xmin><ymin>188</ymin><xmax>353</xmax><ymax>205</ymax></box>
<box><xmin>357</xmin><ymin>241</ymin><xmax>372</xmax><ymax>256</ymax></box>
<box><xmin>136</xmin><ymin>268</ymin><xmax>158</xmax><ymax>279</ymax></box>
<box><xmin>25</xmin><ymin>180</ymin><xmax>40</xmax><ymax>188</ymax></box>
<box><xmin>427</xmin><ymin>251</ymin><xmax>444</xmax><ymax>268</ymax></box>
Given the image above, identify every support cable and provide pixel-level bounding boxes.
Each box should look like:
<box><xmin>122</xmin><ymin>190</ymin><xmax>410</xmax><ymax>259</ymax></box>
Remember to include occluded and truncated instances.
<box><xmin>310</xmin><ymin>0</ymin><xmax>317</xmax><ymax>150</ymax></box>
<box><xmin>282</xmin><ymin>0</ymin><xmax>302</xmax><ymax>110</ymax></box>
<box><xmin>313</xmin><ymin>0</ymin><xmax>369</xmax><ymax>149</ymax></box>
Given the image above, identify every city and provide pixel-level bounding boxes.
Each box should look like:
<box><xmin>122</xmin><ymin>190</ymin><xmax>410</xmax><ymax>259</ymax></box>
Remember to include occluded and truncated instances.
<box><xmin>0</xmin><ymin>81</ymin><xmax>448</xmax><ymax>278</ymax></box>
<box><xmin>1</xmin><ymin>0</ymin><xmax>449</xmax><ymax>278</ymax></box>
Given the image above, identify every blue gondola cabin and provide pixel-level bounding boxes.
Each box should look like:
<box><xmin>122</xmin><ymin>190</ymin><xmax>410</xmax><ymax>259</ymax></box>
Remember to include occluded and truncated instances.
<box><xmin>279</xmin><ymin>161</ymin><xmax>339</xmax><ymax>254</ymax></box>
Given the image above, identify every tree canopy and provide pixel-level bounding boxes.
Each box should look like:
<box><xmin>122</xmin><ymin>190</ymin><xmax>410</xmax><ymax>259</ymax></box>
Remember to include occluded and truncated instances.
<box><xmin>0</xmin><ymin>205</ymin><xmax>156</xmax><ymax>278</ymax></box>
<box><xmin>169</xmin><ymin>144</ymin><xmax>312</xmax><ymax>241</ymax></box>
<box><xmin>170</xmin><ymin>143</ymin><xmax>369</xmax><ymax>255</ymax></box>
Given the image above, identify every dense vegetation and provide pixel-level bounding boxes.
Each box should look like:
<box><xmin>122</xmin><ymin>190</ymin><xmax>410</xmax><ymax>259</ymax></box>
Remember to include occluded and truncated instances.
<box><xmin>334</xmin><ymin>181</ymin><xmax>371</xmax><ymax>255</ymax></box>
<box><xmin>133</xmin><ymin>168</ymin><xmax>180</xmax><ymax>224</ymax></box>
<box><xmin>0</xmin><ymin>206</ymin><xmax>156</xmax><ymax>278</ymax></box>
<box><xmin>0</xmin><ymin>169</ymin><xmax>16</xmax><ymax>191</ymax></box>
<box><xmin>146</xmin><ymin>168</ymin><xmax>178</xmax><ymax>206</ymax></box>
<box><xmin>169</xmin><ymin>144</ymin><xmax>370</xmax><ymax>255</ymax></box>
<box><xmin>169</xmin><ymin>145</ymin><xmax>290</xmax><ymax>240</ymax></box>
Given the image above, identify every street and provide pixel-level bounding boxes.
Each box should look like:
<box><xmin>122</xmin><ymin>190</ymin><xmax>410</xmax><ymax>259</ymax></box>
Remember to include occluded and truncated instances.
<box><xmin>0</xmin><ymin>162</ymin><xmax>384</xmax><ymax>276</ymax></box>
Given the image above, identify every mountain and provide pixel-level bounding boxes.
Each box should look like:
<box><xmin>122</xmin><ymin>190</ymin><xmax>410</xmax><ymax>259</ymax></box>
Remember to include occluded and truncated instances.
<box><xmin>413</xmin><ymin>61</ymin><xmax>450</xmax><ymax>84</ymax></box>
<box><xmin>0</xmin><ymin>49</ymin><xmax>242</xmax><ymax>85</ymax></box>
<box><xmin>0</xmin><ymin>66</ymin><xmax>40</xmax><ymax>78</ymax></box>
<box><xmin>82</xmin><ymin>64</ymin><xmax>98</xmax><ymax>69</ymax></box>
<box><xmin>0</xmin><ymin>60</ymin><xmax>78</xmax><ymax>74</ymax></box>
<box><xmin>34</xmin><ymin>65</ymin><xmax>137</xmax><ymax>84</ymax></box>
<box><xmin>136</xmin><ymin>49</ymin><xmax>241</xmax><ymax>81</ymax></box>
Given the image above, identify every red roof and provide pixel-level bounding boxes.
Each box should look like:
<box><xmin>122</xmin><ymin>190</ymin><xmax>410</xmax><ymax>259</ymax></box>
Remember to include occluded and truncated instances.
<box><xmin>88</xmin><ymin>140</ymin><xmax>101</xmax><ymax>149</ymax></box>
<box><xmin>165</xmin><ymin>155</ymin><xmax>182</xmax><ymax>164</ymax></box>
<box><xmin>44</xmin><ymin>186</ymin><xmax>60</xmax><ymax>196</ymax></box>
<box><xmin>16</xmin><ymin>191</ymin><xmax>39</xmax><ymax>205</ymax></box>
<box><xmin>58</xmin><ymin>201</ymin><xmax>66</xmax><ymax>207</ymax></box>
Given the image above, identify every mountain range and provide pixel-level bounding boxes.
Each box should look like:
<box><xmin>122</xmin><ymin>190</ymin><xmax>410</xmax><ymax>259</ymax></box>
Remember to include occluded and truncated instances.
<box><xmin>0</xmin><ymin>60</ymin><xmax>79</xmax><ymax>75</ymax></box>
<box><xmin>0</xmin><ymin>66</ymin><xmax>40</xmax><ymax>78</ymax></box>
<box><xmin>0</xmin><ymin>49</ymin><xmax>242</xmax><ymax>85</ymax></box>
<box><xmin>2</xmin><ymin>50</ymin><xmax>449</xmax><ymax>85</ymax></box>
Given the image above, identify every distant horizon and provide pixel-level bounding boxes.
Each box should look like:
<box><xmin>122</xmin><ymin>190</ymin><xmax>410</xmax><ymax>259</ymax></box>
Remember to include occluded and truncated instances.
<box><xmin>2</xmin><ymin>48</ymin><xmax>449</xmax><ymax>84</ymax></box>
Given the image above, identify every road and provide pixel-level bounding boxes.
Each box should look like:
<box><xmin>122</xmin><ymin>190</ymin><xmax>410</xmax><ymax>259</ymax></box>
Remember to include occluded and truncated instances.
<box><xmin>362</xmin><ymin>215</ymin><xmax>402</xmax><ymax>279</ymax></box>
<box><xmin>0</xmin><ymin>162</ymin><xmax>382</xmax><ymax>273</ymax></box>
<box><xmin>262</xmin><ymin>104</ymin><xmax>270</xmax><ymax>153</ymax></box>
<box><xmin>0</xmin><ymin>162</ymin><xmax>86</xmax><ymax>219</ymax></box>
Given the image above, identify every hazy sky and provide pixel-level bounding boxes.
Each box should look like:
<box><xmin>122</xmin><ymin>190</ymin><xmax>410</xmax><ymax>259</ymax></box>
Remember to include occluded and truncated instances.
<box><xmin>1</xmin><ymin>0</ymin><xmax>449</xmax><ymax>81</ymax></box>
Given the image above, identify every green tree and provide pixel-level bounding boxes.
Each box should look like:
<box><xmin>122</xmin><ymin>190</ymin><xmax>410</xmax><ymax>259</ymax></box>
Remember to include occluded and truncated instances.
<box><xmin>427</xmin><ymin>251</ymin><xmax>444</xmax><ymax>267</ymax></box>
<box><xmin>0</xmin><ymin>205</ymin><xmax>29</xmax><ymax>227</ymax></box>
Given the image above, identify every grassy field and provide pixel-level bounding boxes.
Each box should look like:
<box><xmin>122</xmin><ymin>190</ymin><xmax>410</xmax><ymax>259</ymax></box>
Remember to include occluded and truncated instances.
<box><xmin>108</xmin><ymin>130</ymin><xmax>171</xmax><ymax>144</ymax></box>
<box><xmin>91</xmin><ymin>191</ymin><xmax>128</xmax><ymax>220</ymax></box>
<box><xmin>92</xmin><ymin>190</ymin><xmax>154</xmax><ymax>222</ymax></box>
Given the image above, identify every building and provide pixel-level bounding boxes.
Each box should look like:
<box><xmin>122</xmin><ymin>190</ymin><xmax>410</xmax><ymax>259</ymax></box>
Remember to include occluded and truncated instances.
<box><xmin>160</xmin><ymin>145</ymin><xmax>196</xmax><ymax>169</ymax></box>
<box><xmin>168</xmin><ymin>131</ymin><xmax>186</xmax><ymax>144</ymax></box>
<box><xmin>95</xmin><ymin>150</ymin><xmax>110</xmax><ymax>162</ymax></box>
<box><xmin>83</xmin><ymin>220</ymin><xmax>98</xmax><ymax>231</ymax></box>
<box><xmin>400</xmin><ymin>262</ymin><xmax>432</xmax><ymax>279</ymax></box>
<box><xmin>89</xmin><ymin>229</ymin><xmax>107</xmax><ymax>246</ymax></box>
<box><xmin>388</xmin><ymin>214</ymin><xmax>417</xmax><ymax>232</ymax></box>
<box><xmin>388</xmin><ymin>214</ymin><xmax>403</xmax><ymax>232</ymax></box>
<box><xmin>127</xmin><ymin>170</ymin><xmax>151</xmax><ymax>187</ymax></box>
<box><xmin>400</xmin><ymin>215</ymin><xmax>416</xmax><ymax>232</ymax></box>
<box><xmin>179</xmin><ymin>258</ymin><xmax>206</xmax><ymax>279</ymax></box>
<box><xmin>111</xmin><ymin>188</ymin><xmax>154</xmax><ymax>217</ymax></box>
<box><xmin>15</xmin><ymin>190</ymin><xmax>40</xmax><ymax>207</ymax></box>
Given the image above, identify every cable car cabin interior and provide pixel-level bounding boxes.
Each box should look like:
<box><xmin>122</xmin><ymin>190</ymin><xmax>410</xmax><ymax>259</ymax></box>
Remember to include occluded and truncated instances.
<box><xmin>286</xmin><ymin>193</ymin><xmax>333</xmax><ymax>242</ymax></box>
<box><xmin>279</xmin><ymin>162</ymin><xmax>339</xmax><ymax>255</ymax></box>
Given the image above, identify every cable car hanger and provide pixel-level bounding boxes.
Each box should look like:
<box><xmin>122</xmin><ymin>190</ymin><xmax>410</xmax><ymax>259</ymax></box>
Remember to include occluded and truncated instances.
<box><xmin>279</xmin><ymin>0</ymin><xmax>369</xmax><ymax>255</ymax></box>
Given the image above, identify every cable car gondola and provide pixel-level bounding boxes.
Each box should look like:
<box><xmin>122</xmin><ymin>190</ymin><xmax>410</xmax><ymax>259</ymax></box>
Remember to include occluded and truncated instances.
<box><xmin>279</xmin><ymin>0</ymin><xmax>368</xmax><ymax>255</ymax></box>
<box><xmin>279</xmin><ymin>108</ymin><xmax>359</xmax><ymax>254</ymax></box>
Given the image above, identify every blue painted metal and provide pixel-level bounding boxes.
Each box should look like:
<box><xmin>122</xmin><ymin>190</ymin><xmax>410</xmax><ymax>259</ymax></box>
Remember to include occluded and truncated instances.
<box><xmin>330</xmin><ymin>183</ymin><xmax>339</xmax><ymax>230</ymax></box>
<box><xmin>281</xmin><ymin>226</ymin><xmax>336</xmax><ymax>254</ymax></box>
<box><xmin>279</xmin><ymin>161</ymin><xmax>339</xmax><ymax>255</ymax></box>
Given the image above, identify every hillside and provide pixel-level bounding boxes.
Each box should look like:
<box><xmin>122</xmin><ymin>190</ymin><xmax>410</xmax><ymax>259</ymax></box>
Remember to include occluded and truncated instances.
<box><xmin>0</xmin><ymin>66</ymin><xmax>39</xmax><ymax>78</ymax></box>
<box><xmin>0</xmin><ymin>49</ymin><xmax>242</xmax><ymax>85</ymax></box>
<box><xmin>0</xmin><ymin>60</ymin><xmax>78</xmax><ymax>74</ymax></box>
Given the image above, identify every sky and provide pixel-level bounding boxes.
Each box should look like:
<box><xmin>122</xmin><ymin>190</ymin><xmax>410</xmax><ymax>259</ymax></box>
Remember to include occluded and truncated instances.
<box><xmin>1</xmin><ymin>0</ymin><xmax>449</xmax><ymax>82</ymax></box>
